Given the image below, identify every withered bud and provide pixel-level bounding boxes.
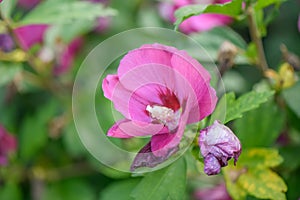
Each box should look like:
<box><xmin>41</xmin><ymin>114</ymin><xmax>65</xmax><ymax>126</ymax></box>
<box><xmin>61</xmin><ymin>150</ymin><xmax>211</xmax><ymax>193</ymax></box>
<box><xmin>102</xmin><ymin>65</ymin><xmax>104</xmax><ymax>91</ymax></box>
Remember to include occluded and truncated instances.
<box><xmin>49</xmin><ymin>115</ymin><xmax>67</xmax><ymax>139</ymax></box>
<box><xmin>217</xmin><ymin>41</ymin><xmax>238</xmax><ymax>76</ymax></box>
<box><xmin>280</xmin><ymin>44</ymin><xmax>300</xmax><ymax>71</ymax></box>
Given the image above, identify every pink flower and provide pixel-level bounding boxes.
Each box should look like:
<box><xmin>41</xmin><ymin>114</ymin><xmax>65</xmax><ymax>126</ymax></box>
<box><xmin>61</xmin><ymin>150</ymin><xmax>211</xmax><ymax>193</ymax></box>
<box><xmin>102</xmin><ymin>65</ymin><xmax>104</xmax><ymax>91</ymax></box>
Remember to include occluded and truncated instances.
<box><xmin>94</xmin><ymin>17</ymin><xmax>111</xmax><ymax>33</ymax></box>
<box><xmin>18</xmin><ymin>0</ymin><xmax>41</xmax><ymax>10</ymax></box>
<box><xmin>14</xmin><ymin>24</ymin><xmax>48</xmax><ymax>50</ymax></box>
<box><xmin>53</xmin><ymin>37</ymin><xmax>83</xmax><ymax>75</ymax></box>
<box><xmin>0</xmin><ymin>125</ymin><xmax>17</xmax><ymax>166</ymax></box>
<box><xmin>102</xmin><ymin>43</ymin><xmax>217</xmax><ymax>169</ymax></box>
<box><xmin>193</xmin><ymin>183</ymin><xmax>232</xmax><ymax>200</ymax></box>
<box><xmin>199</xmin><ymin>120</ymin><xmax>241</xmax><ymax>175</ymax></box>
<box><xmin>14</xmin><ymin>25</ymin><xmax>83</xmax><ymax>75</ymax></box>
<box><xmin>159</xmin><ymin>0</ymin><xmax>233</xmax><ymax>34</ymax></box>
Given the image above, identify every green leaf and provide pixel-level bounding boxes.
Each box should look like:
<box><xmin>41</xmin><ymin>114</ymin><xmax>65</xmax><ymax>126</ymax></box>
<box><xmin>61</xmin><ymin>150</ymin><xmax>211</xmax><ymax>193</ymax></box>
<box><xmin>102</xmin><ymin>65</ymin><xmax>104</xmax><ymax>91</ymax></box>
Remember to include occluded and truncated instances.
<box><xmin>131</xmin><ymin>158</ymin><xmax>186</xmax><ymax>200</ymax></box>
<box><xmin>238</xmin><ymin>148</ymin><xmax>283</xmax><ymax>169</ymax></box>
<box><xmin>100</xmin><ymin>179</ymin><xmax>141</xmax><ymax>200</ymax></box>
<box><xmin>62</xmin><ymin>122</ymin><xmax>87</xmax><ymax>157</ymax></box>
<box><xmin>19</xmin><ymin>99</ymin><xmax>58</xmax><ymax>160</ymax></box>
<box><xmin>174</xmin><ymin>5</ymin><xmax>206</xmax><ymax>30</ymax></box>
<box><xmin>87</xmin><ymin>155</ymin><xmax>130</xmax><ymax>179</ymax></box>
<box><xmin>0</xmin><ymin>62</ymin><xmax>22</xmax><ymax>87</ymax></box>
<box><xmin>0</xmin><ymin>182</ymin><xmax>22</xmax><ymax>200</ymax></box>
<box><xmin>279</xmin><ymin>145</ymin><xmax>300</xmax><ymax>171</ymax></box>
<box><xmin>224</xmin><ymin>90</ymin><xmax>274</xmax><ymax>123</ymax></box>
<box><xmin>238</xmin><ymin>168</ymin><xmax>287</xmax><ymax>200</ymax></box>
<box><xmin>174</xmin><ymin>0</ymin><xmax>243</xmax><ymax>30</ymax></box>
<box><xmin>191</xmin><ymin>26</ymin><xmax>248</xmax><ymax>63</ymax></box>
<box><xmin>223</xmin><ymin>167</ymin><xmax>247</xmax><ymax>200</ymax></box>
<box><xmin>211</xmin><ymin>90</ymin><xmax>274</xmax><ymax>124</ymax></box>
<box><xmin>253</xmin><ymin>0</ymin><xmax>286</xmax><ymax>37</ymax></box>
<box><xmin>209</xmin><ymin>90</ymin><xmax>227</xmax><ymax>125</ymax></box>
<box><xmin>245</xmin><ymin>42</ymin><xmax>257</xmax><ymax>62</ymax></box>
<box><xmin>203</xmin><ymin>0</ymin><xmax>243</xmax><ymax>17</ymax></box>
<box><xmin>18</xmin><ymin>0</ymin><xmax>117</xmax><ymax>25</ymax></box>
<box><xmin>20</xmin><ymin>114</ymin><xmax>47</xmax><ymax>160</ymax></box>
<box><xmin>234</xmin><ymin>100</ymin><xmax>284</xmax><ymax>148</ymax></box>
<box><xmin>224</xmin><ymin>148</ymin><xmax>287</xmax><ymax>200</ymax></box>
<box><xmin>0</xmin><ymin>0</ymin><xmax>17</xmax><ymax>19</ymax></box>
<box><xmin>285</xmin><ymin>167</ymin><xmax>300</xmax><ymax>200</ymax></box>
<box><xmin>42</xmin><ymin>179</ymin><xmax>96</xmax><ymax>200</ymax></box>
<box><xmin>45</xmin><ymin>21</ymin><xmax>93</xmax><ymax>44</ymax></box>
<box><xmin>282</xmin><ymin>81</ymin><xmax>300</xmax><ymax>118</ymax></box>
<box><xmin>254</xmin><ymin>0</ymin><xmax>285</xmax><ymax>10</ymax></box>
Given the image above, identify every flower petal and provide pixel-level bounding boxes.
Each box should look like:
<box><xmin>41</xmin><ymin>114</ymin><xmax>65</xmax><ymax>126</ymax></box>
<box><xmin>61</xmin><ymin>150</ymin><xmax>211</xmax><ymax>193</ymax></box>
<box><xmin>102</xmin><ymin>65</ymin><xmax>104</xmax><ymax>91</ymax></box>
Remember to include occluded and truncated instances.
<box><xmin>118</xmin><ymin>64</ymin><xmax>202</xmax><ymax>122</ymax></box>
<box><xmin>102</xmin><ymin>74</ymin><xmax>120</xmax><ymax>100</ymax></box>
<box><xmin>117</xmin><ymin>43</ymin><xmax>217</xmax><ymax>123</ymax></box>
<box><xmin>130</xmin><ymin>141</ymin><xmax>179</xmax><ymax>171</ymax></box>
<box><xmin>107</xmin><ymin>119</ymin><xmax>167</xmax><ymax>138</ymax></box>
<box><xmin>170</xmin><ymin>48</ymin><xmax>217</xmax><ymax>122</ymax></box>
<box><xmin>14</xmin><ymin>25</ymin><xmax>48</xmax><ymax>50</ymax></box>
<box><xmin>199</xmin><ymin>120</ymin><xmax>241</xmax><ymax>159</ymax></box>
<box><xmin>204</xmin><ymin>154</ymin><xmax>221</xmax><ymax>176</ymax></box>
<box><xmin>118</xmin><ymin>44</ymin><xmax>172</xmax><ymax>78</ymax></box>
<box><xmin>180</xmin><ymin>14</ymin><xmax>232</xmax><ymax>34</ymax></box>
<box><xmin>54</xmin><ymin>37</ymin><xmax>83</xmax><ymax>75</ymax></box>
<box><xmin>102</xmin><ymin>74</ymin><xmax>157</xmax><ymax>122</ymax></box>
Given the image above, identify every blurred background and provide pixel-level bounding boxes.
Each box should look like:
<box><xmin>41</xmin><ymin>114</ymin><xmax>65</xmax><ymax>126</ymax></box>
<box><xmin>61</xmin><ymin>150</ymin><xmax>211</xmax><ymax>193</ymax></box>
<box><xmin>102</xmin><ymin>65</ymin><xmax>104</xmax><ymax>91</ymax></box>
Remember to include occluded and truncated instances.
<box><xmin>0</xmin><ymin>0</ymin><xmax>299</xmax><ymax>199</ymax></box>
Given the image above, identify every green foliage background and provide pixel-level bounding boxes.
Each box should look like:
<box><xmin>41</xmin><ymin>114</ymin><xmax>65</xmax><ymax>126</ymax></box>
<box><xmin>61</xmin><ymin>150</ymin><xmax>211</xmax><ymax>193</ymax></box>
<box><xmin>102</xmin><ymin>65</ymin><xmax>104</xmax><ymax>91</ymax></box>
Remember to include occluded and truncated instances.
<box><xmin>0</xmin><ymin>0</ymin><xmax>300</xmax><ymax>199</ymax></box>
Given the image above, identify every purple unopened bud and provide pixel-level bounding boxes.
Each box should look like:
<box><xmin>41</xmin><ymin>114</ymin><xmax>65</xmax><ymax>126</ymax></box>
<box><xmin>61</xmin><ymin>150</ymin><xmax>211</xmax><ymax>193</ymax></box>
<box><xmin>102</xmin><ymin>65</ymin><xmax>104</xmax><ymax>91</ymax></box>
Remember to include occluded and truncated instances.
<box><xmin>0</xmin><ymin>34</ymin><xmax>15</xmax><ymax>52</ymax></box>
<box><xmin>0</xmin><ymin>125</ymin><xmax>17</xmax><ymax>166</ymax></box>
<box><xmin>199</xmin><ymin>120</ymin><xmax>241</xmax><ymax>175</ymax></box>
<box><xmin>204</xmin><ymin>153</ymin><xmax>221</xmax><ymax>175</ymax></box>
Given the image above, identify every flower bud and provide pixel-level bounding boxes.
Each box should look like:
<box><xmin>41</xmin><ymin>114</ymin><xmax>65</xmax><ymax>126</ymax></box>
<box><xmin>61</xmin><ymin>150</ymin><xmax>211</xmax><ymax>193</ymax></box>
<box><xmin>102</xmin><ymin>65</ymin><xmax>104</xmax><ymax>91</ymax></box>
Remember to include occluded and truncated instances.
<box><xmin>217</xmin><ymin>41</ymin><xmax>238</xmax><ymax>76</ymax></box>
<box><xmin>0</xmin><ymin>125</ymin><xmax>17</xmax><ymax>166</ymax></box>
<box><xmin>199</xmin><ymin>120</ymin><xmax>241</xmax><ymax>175</ymax></box>
<box><xmin>0</xmin><ymin>34</ymin><xmax>15</xmax><ymax>52</ymax></box>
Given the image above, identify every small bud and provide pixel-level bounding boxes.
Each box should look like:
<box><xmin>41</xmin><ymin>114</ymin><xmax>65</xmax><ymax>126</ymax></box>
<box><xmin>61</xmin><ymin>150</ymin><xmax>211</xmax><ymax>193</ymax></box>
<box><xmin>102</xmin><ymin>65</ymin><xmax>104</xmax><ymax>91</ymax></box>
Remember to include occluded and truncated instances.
<box><xmin>217</xmin><ymin>41</ymin><xmax>238</xmax><ymax>76</ymax></box>
<box><xmin>278</xmin><ymin>63</ymin><xmax>297</xmax><ymax>89</ymax></box>
<box><xmin>199</xmin><ymin>120</ymin><xmax>241</xmax><ymax>176</ymax></box>
<box><xmin>265</xmin><ymin>63</ymin><xmax>298</xmax><ymax>91</ymax></box>
<box><xmin>0</xmin><ymin>34</ymin><xmax>15</xmax><ymax>52</ymax></box>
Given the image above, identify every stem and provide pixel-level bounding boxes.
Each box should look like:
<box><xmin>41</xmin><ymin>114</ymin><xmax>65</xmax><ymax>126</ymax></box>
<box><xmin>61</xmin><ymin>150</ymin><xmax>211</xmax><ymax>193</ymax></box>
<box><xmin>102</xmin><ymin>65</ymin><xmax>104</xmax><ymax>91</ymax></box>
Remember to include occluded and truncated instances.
<box><xmin>2</xmin><ymin>18</ymin><xmax>43</xmax><ymax>74</ymax></box>
<box><xmin>247</xmin><ymin>7</ymin><xmax>269</xmax><ymax>73</ymax></box>
<box><xmin>30</xmin><ymin>178</ymin><xmax>45</xmax><ymax>200</ymax></box>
